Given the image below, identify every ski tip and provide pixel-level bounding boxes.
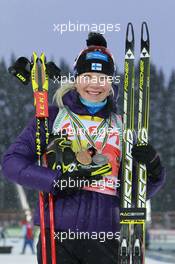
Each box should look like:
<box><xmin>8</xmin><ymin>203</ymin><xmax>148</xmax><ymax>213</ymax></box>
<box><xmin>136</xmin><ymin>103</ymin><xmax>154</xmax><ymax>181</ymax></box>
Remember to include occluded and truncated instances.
<box><xmin>141</xmin><ymin>22</ymin><xmax>149</xmax><ymax>42</ymax></box>
<box><xmin>126</xmin><ymin>23</ymin><xmax>134</xmax><ymax>41</ymax></box>
<box><xmin>141</xmin><ymin>22</ymin><xmax>150</xmax><ymax>52</ymax></box>
<box><xmin>142</xmin><ymin>21</ymin><xmax>148</xmax><ymax>27</ymax></box>
<box><xmin>125</xmin><ymin>22</ymin><xmax>134</xmax><ymax>53</ymax></box>
<box><xmin>127</xmin><ymin>22</ymin><xmax>133</xmax><ymax>26</ymax></box>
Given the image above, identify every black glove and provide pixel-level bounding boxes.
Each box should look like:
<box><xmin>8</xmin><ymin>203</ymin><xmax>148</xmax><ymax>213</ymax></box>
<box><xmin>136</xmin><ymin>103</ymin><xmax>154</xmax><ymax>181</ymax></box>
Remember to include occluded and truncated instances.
<box><xmin>8</xmin><ymin>57</ymin><xmax>31</xmax><ymax>85</ymax></box>
<box><xmin>45</xmin><ymin>134</ymin><xmax>112</xmax><ymax>196</ymax></box>
<box><xmin>46</xmin><ymin>62</ymin><xmax>61</xmax><ymax>81</ymax></box>
<box><xmin>44</xmin><ymin>133</ymin><xmax>74</xmax><ymax>170</ymax></box>
<box><xmin>8</xmin><ymin>58</ymin><xmax>61</xmax><ymax>84</ymax></box>
<box><xmin>132</xmin><ymin>143</ymin><xmax>162</xmax><ymax>181</ymax></box>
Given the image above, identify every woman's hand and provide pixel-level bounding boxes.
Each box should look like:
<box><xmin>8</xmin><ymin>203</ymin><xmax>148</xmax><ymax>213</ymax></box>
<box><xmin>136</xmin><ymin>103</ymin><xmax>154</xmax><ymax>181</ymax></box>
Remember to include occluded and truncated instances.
<box><xmin>132</xmin><ymin>143</ymin><xmax>163</xmax><ymax>181</ymax></box>
<box><xmin>44</xmin><ymin>134</ymin><xmax>112</xmax><ymax>196</ymax></box>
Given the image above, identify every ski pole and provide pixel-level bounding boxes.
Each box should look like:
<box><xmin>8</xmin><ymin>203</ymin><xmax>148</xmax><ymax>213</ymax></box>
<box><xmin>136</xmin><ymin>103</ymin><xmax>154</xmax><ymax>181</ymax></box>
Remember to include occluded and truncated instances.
<box><xmin>8</xmin><ymin>54</ymin><xmax>61</xmax><ymax>263</ymax></box>
<box><xmin>40</xmin><ymin>52</ymin><xmax>57</xmax><ymax>264</ymax></box>
<box><xmin>31</xmin><ymin>52</ymin><xmax>56</xmax><ymax>264</ymax></box>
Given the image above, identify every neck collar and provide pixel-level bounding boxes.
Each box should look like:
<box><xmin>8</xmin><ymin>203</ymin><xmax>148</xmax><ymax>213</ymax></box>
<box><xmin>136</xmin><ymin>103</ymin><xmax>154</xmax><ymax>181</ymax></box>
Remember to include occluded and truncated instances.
<box><xmin>62</xmin><ymin>89</ymin><xmax>117</xmax><ymax>118</ymax></box>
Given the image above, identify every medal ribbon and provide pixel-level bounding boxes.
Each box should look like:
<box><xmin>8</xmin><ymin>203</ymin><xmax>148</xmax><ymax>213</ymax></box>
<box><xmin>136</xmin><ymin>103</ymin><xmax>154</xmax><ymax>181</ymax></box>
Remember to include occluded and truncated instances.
<box><xmin>52</xmin><ymin>108</ymin><xmax>68</xmax><ymax>134</ymax></box>
<box><xmin>65</xmin><ymin>106</ymin><xmax>111</xmax><ymax>152</ymax></box>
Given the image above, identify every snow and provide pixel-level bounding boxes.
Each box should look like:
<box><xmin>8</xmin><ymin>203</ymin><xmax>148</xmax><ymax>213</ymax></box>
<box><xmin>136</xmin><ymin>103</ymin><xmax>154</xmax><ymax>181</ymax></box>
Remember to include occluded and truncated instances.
<box><xmin>0</xmin><ymin>255</ymin><xmax>171</xmax><ymax>264</ymax></box>
<box><xmin>0</xmin><ymin>254</ymin><xmax>36</xmax><ymax>264</ymax></box>
<box><xmin>146</xmin><ymin>259</ymin><xmax>171</xmax><ymax>264</ymax></box>
<box><xmin>0</xmin><ymin>238</ymin><xmax>37</xmax><ymax>263</ymax></box>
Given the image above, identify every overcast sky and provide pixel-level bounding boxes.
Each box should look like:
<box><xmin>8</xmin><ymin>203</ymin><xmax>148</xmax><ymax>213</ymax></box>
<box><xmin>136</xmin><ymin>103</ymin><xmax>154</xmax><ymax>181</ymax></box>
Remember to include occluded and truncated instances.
<box><xmin>0</xmin><ymin>0</ymin><xmax>174</xmax><ymax>81</ymax></box>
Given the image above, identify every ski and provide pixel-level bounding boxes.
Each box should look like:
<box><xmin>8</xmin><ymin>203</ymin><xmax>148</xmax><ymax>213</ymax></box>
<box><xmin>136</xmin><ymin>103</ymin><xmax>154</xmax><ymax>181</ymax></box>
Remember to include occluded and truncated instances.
<box><xmin>119</xmin><ymin>22</ymin><xmax>150</xmax><ymax>264</ymax></box>
<box><xmin>132</xmin><ymin>22</ymin><xmax>150</xmax><ymax>264</ymax></box>
<box><xmin>119</xmin><ymin>22</ymin><xmax>135</xmax><ymax>264</ymax></box>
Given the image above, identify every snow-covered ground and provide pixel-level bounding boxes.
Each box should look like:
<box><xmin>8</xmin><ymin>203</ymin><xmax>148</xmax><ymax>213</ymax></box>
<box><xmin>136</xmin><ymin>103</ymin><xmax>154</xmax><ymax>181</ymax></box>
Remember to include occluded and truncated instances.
<box><xmin>0</xmin><ymin>255</ymin><xmax>171</xmax><ymax>264</ymax></box>
<box><xmin>0</xmin><ymin>254</ymin><xmax>37</xmax><ymax>264</ymax></box>
<box><xmin>0</xmin><ymin>238</ymin><xmax>173</xmax><ymax>264</ymax></box>
<box><xmin>0</xmin><ymin>237</ymin><xmax>37</xmax><ymax>263</ymax></box>
<box><xmin>0</xmin><ymin>254</ymin><xmax>172</xmax><ymax>264</ymax></box>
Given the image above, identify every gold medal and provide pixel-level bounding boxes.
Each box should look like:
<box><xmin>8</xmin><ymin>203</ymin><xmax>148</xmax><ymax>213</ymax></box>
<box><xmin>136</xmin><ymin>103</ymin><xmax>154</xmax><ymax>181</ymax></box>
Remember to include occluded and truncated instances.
<box><xmin>76</xmin><ymin>150</ymin><xmax>92</xmax><ymax>165</ymax></box>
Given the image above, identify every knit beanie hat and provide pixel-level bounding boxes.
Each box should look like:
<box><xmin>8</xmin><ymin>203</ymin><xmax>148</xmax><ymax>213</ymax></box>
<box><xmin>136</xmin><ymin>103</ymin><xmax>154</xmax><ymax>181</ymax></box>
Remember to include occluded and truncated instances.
<box><xmin>73</xmin><ymin>32</ymin><xmax>115</xmax><ymax>77</ymax></box>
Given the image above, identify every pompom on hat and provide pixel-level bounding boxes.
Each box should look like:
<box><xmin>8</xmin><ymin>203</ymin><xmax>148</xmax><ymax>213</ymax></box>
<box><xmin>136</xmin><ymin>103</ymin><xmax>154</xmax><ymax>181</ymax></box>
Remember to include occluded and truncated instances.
<box><xmin>73</xmin><ymin>32</ymin><xmax>115</xmax><ymax>77</ymax></box>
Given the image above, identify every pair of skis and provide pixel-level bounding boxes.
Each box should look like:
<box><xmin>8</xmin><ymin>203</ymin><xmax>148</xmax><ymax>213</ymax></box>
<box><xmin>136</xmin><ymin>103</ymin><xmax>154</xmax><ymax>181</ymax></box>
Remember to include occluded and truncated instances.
<box><xmin>119</xmin><ymin>22</ymin><xmax>150</xmax><ymax>263</ymax></box>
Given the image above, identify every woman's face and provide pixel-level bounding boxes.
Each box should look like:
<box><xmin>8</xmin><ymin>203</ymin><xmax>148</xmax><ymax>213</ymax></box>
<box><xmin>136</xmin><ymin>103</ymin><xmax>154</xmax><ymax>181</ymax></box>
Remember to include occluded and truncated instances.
<box><xmin>75</xmin><ymin>72</ymin><xmax>112</xmax><ymax>102</ymax></box>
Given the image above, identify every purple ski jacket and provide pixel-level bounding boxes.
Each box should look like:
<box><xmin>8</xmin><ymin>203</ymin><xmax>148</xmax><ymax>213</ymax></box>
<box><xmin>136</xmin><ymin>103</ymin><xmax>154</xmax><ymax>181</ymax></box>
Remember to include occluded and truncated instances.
<box><xmin>2</xmin><ymin>90</ymin><xmax>166</xmax><ymax>233</ymax></box>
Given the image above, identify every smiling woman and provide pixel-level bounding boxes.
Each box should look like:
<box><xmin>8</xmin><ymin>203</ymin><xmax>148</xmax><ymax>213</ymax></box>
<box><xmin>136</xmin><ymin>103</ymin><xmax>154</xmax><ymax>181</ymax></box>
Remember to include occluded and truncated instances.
<box><xmin>75</xmin><ymin>72</ymin><xmax>112</xmax><ymax>102</ymax></box>
<box><xmin>2</xmin><ymin>32</ymin><xmax>165</xmax><ymax>264</ymax></box>
<box><xmin>54</xmin><ymin>32</ymin><xmax>116</xmax><ymax>107</ymax></box>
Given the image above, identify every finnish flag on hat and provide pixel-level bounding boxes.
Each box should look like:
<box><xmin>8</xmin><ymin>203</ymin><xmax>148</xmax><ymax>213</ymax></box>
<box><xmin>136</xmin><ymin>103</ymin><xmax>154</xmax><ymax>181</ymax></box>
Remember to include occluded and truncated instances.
<box><xmin>91</xmin><ymin>63</ymin><xmax>102</xmax><ymax>71</ymax></box>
